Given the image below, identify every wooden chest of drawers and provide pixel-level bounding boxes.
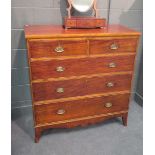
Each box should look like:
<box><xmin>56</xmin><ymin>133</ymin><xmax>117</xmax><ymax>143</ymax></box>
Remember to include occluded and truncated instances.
<box><xmin>24</xmin><ymin>25</ymin><xmax>140</xmax><ymax>142</ymax></box>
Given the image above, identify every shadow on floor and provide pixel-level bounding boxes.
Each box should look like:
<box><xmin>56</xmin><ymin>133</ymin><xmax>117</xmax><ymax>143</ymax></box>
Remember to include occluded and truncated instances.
<box><xmin>12</xmin><ymin>106</ymin><xmax>34</xmax><ymax>140</ymax></box>
<box><xmin>12</xmin><ymin>105</ymin><xmax>123</xmax><ymax>141</ymax></box>
<box><xmin>42</xmin><ymin>117</ymin><xmax>123</xmax><ymax>137</ymax></box>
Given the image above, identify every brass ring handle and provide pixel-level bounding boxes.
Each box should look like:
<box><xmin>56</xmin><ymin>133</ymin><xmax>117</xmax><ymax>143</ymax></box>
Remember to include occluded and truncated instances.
<box><xmin>105</xmin><ymin>102</ymin><xmax>113</xmax><ymax>108</ymax></box>
<box><xmin>57</xmin><ymin>109</ymin><xmax>65</xmax><ymax>115</ymax></box>
<box><xmin>110</xmin><ymin>43</ymin><xmax>118</xmax><ymax>50</ymax></box>
<box><xmin>106</xmin><ymin>82</ymin><xmax>114</xmax><ymax>87</ymax></box>
<box><xmin>55</xmin><ymin>46</ymin><xmax>64</xmax><ymax>53</ymax></box>
<box><xmin>56</xmin><ymin>88</ymin><xmax>64</xmax><ymax>93</ymax></box>
<box><xmin>56</xmin><ymin>66</ymin><xmax>65</xmax><ymax>72</ymax></box>
<box><xmin>109</xmin><ymin>62</ymin><xmax>116</xmax><ymax>68</ymax></box>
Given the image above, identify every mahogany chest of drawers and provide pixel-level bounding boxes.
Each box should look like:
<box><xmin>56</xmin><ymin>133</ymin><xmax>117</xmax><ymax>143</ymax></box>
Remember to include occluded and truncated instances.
<box><xmin>24</xmin><ymin>25</ymin><xmax>140</xmax><ymax>142</ymax></box>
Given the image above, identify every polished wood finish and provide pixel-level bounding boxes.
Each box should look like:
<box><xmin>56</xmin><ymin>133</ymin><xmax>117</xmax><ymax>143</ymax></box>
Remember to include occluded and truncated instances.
<box><xmin>122</xmin><ymin>113</ymin><xmax>128</xmax><ymax>126</ymax></box>
<box><xmin>24</xmin><ymin>25</ymin><xmax>140</xmax><ymax>39</ymax></box>
<box><xmin>34</xmin><ymin>91</ymin><xmax>130</xmax><ymax>105</ymax></box>
<box><xmin>24</xmin><ymin>24</ymin><xmax>140</xmax><ymax>142</ymax></box>
<box><xmin>32</xmin><ymin>74</ymin><xmax>132</xmax><ymax>101</ymax></box>
<box><xmin>35</xmin><ymin>128</ymin><xmax>42</xmax><ymax>143</ymax></box>
<box><xmin>89</xmin><ymin>38</ymin><xmax>138</xmax><ymax>54</ymax></box>
<box><xmin>64</xmin><ymin>17</ymin><xmax>106</xmax><ymax>29</ymax></box>
<box><xmin>34</xmin><ymin>111</ymin><xmax>128</xmax><ymax>142</ymax></box>
<box><xmin>28</xmin><ymin>39</ymin><xmax>87</xmax><ymax>58</ymax></box>
<box><xmin>35</xmin><ymin>93</ymin><xmax>130</xmax><ymax>125</ymax></box>
<box><xmin>30</xmin><ymin>55</ymin><xmax>135</xmax><ymax>80</ymax></box>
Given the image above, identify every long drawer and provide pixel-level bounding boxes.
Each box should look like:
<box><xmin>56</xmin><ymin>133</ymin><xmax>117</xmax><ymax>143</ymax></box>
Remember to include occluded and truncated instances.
<box><xmin>89</xmin><ymin>38</ymin><xmax>138</xmax><ymax>54</ymax></box>
<box><xmin>28</xmin><ymin>39</ymin><xmax>87</xmax><ymax>58</ymax></box>
<box><xmin>30</xmin><ymin>55</ymin><xmax>135</xmax><ymax>80</ymax></box>
<box><xmin>35</xmin><ymin>93</ymin><xmax>130</xmax><ymax>125</ymax></box>
<box><xmin>32</xmin><ymin>73</ymin><xmax>132</xmax><ymax>102</ymax></box>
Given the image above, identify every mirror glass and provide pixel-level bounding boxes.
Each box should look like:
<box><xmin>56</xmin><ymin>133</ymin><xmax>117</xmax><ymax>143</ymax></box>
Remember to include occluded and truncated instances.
<box><xmin>72</xmin><ymin>0</ymin><xmax>94</xmax><ymax>12</ymax></box>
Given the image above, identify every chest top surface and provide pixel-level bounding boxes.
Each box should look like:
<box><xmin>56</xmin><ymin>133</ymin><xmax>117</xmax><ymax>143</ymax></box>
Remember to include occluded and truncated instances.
<box><xmin>24</xmin><ymin>24</ymin><xmax>140</xmax><ymax>39</ymax></box>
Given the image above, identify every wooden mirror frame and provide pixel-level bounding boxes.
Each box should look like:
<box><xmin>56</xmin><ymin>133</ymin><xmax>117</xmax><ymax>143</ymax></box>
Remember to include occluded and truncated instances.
<box><xmin>64</xmin><ymin>0</ymin><xmax>106</xmax><ymax>29</ymax></box>
<box><xmin>67</xmin><ymin>0</ymin><xmax>98</xmax><ymax>18</ymax></box>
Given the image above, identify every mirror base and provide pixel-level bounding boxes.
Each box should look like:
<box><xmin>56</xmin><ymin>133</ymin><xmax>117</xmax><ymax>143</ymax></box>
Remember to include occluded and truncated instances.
<box><xmin>64</xmin><ymin>17</ymin><xmax>106</xmax><ymax>29</ymax></box>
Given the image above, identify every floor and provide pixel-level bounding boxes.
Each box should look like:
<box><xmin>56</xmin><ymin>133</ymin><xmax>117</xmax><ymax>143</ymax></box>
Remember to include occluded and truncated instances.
<box><xmin>11</xmin><ymin>101</ymin><xmax>143</xmax><ymax>155</ymax></box>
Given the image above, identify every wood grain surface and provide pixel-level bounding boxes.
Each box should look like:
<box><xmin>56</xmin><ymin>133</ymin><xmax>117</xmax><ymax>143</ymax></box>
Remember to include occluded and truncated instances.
<box><xmin>24</xmin><ymin>24</ymin><xmax>141</xmax><ymax>142</ymax></box>
<box><xmin>32</xmin><ymin>73</ymin><xmax>132</xmax><ymax>101</ymax></box>
<box><xmin>24</xmin><ymin>24</ymin><xmax>141</xmax><ymax>39</ymax></box>
<box><xmin>89</xmin><ymin>38</ymin><xmax>138</xmax><ymax>54</ymax></box>
<box><xmin>28</xmin><ymin>39</ymin><xmax>88</xmax><ymax>58</ymax></box>
<box><xmin>30</xmin><ymin>54</ymin><xmax>135</xmax><ymax>80</ymax></box>
<box><xmin>34</xmin><ymin>93</ymin><xmax>130</xmax><ymax>125</ymax></box>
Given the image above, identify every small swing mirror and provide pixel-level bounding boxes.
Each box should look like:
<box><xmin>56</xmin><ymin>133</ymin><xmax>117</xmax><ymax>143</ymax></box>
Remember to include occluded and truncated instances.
<box><xmin>64</xmin><ymin>0</ymin><xmax>106</xmax><ymax>29</ymax></box>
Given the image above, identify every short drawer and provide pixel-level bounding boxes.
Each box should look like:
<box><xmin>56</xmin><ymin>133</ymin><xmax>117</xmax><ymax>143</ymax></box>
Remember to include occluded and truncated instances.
<box><xmin>32</xmin><ymin>74</ymin><xmax>132</xmax><ymax>102</ymax></box>
<box><xmin>30</xmin><ymin>55</ymin><xmax>135</xmax><ymax>80</ymax></box>
<box><xmin>34</xmin><ymin>93</ymin><xmax>130</xmax><ymax>125</ymax></box>
<box><xmin>28</xmin><ymin>39</ymin><xmax>87</xmax><ymax>58</ymax></box>
<box><xmin>89</xmin><ymin>38</ymin><xmax>138</xmax><ymax>54</ymax></box>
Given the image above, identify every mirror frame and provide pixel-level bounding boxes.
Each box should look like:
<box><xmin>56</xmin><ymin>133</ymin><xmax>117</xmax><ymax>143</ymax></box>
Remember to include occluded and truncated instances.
<box><xmin>67</xmin><ymin>0</ymin><xmax>98</xmax><ymax>18</ymax></box>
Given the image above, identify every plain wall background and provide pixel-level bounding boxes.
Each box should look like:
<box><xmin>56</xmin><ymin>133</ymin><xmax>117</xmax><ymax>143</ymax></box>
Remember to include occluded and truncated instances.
<box><xmin>11</xmin><ymin>0</ymin><xmax>143</xmax><ymax>114</ymax></box>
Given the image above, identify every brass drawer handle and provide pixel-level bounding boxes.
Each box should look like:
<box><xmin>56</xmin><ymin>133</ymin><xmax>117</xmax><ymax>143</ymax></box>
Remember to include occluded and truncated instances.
<box><xmin>57</xmin><ymin>109</ymin><xmax>65</xmax><ymax>115</ymax></box>
<box><xmin>110</xmin><ymin>43</ymin><xmax>118</xmax><ymax>50</ymax></box>
<box><xmin>56</xmin><ymin>88</ymin><xmax>64</xmax><ymax>93</ymax></box>
<box><xmin>56</xmin><ymin>66</ymin><xmax>65</xmax><ymax>72</ymax></box>
<box><xmin>55</xmin><ymin>46</ymin><xmax>64</xmax><ymax>53</ymax></box>
<box><xmin>105</xmin><ymin>102</ymin><xmax>113</xmax><ymax>108</ymax></box>
<box><xmin>106</xmin><ymin>82</ymin><xmax>114</xmax><ymax>87</ymax></box>
<box><xmin>109</xmin><ymin>62</ymin><xmax>116</xmax><ymax>68</ymax></box>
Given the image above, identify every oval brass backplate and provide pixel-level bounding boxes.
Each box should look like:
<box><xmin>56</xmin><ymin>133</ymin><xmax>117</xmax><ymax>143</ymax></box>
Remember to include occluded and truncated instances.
<box><xmin>110</xmin><ymin>43</ymin><xmax>118</xmax><ymax>50</ymax></box>
<box><xmin>109</xmin><ymin>62</ymin><xmax>116</xmax><ymax>68</ymax></box>
<box><xmin>56</xmin><ymin>88</ymin><xmax>64</xmax><ymax>93</ymax></box>
<box><xmin>106</xmin><ymin>82</ymin><xmax>114</xmax><ymax>87</ymax></box>
<box><xmin>105</xmin><ymin>102</ymin><xmax>113</xmax><ymax>108</ymax></box>
<box><xmin>55</xmin><ymin>46</ymin><xmax>64</xmax><ymax>53</ymax></box>
<box><xmin>56</xmin><ymin>66</ymin><xmax>65</xmax><ymax>72</ymax></box>
<box><xmin>57</xmin><ymin>109</ymin><xmax>65</xmax><ymax>115</ymax></box>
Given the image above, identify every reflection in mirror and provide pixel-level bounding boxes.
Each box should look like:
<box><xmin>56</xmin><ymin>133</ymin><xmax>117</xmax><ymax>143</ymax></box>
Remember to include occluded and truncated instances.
<box><xmin>72</xmin><ymin>8</ymin><xmax>93</xmax><ymax>17</ymax></box>
<box><xmin>72</xmin><ymin>0</ymin><xmax>94</xmax><ymax>12</ymax></box>
<box><xmin>67</xmin><ymin>0</ymin><xmax>98</xmax><ymax>18</ymax></box>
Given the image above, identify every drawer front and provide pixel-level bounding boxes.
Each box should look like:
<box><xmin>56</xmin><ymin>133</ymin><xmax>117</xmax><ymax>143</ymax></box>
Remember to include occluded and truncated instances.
<box><xmin>28</xmin><ymin>39</ymin><xmax>87</xmax><ymax>58</ymax></box>
<box><xmin>90</xmin><ymin>38</ymin><xmax>138</xmax><ymax>54</ymax></box>
<box><xmin>31</xmin><ymin>55</ymin><xmax>135</xmax><ymax>80</ymax></box>
<box><xmin>32</xmin><ymin>74</ymin><xmax>132</xmax><ymax>102</ymax></box>
<box><xmin>65</xmin><ymin>19</ymin><xmax>76</xmax><ymax>27</ymax></box>
<box><xmin>77</xmin><ymin>19</ymin><xmax>96</xmax><ymax>28</ymax></box>
<box><xmin>35</xmin><ymin>93</ymin><xmax>130</xmax><ymax>125</ymax></box>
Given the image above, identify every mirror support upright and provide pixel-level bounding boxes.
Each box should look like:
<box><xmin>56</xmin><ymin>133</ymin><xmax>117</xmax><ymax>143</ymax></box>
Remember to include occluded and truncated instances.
<box><xmin>93</xmin><ymin>0</ymin><xmax>98</xmax><ymax>18</ymax></box>
<box><xmin>67</xmin><ymin>0</ymin><xmax>72</xmax><ymax>18</ymax></box>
